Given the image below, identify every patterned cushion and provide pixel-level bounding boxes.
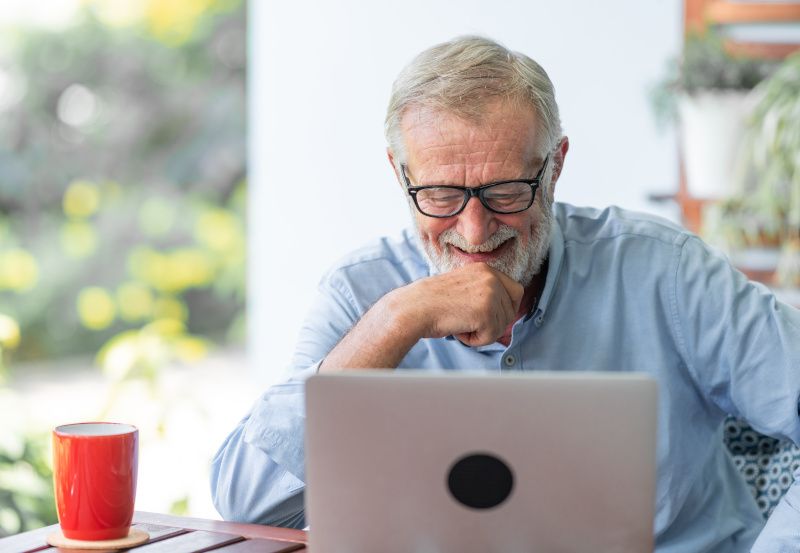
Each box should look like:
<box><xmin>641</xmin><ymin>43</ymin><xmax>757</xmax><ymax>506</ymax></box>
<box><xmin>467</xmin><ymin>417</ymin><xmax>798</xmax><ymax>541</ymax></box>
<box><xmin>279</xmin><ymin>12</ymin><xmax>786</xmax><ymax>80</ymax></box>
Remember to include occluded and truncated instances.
<box><xmin>723</xmin><ymin>416</ymin><xmax>800</xmax><ymax>518</ymax></box>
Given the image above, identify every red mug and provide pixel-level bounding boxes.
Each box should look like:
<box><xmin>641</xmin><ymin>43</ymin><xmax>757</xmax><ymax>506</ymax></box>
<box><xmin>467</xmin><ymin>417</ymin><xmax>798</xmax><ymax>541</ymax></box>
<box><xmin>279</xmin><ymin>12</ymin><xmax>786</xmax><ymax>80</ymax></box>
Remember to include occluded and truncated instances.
<box><xmin>52</xmin><ymin>422</ymin><xmax>139</xmax><ymax>541</ymax></box>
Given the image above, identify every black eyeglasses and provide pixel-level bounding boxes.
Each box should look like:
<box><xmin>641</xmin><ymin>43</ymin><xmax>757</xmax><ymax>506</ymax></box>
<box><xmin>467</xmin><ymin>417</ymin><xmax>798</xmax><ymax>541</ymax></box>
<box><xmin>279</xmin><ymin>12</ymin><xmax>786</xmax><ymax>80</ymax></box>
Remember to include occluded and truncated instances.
<box><xmin>401</xmin><ymin>156</ymin><xmax>549</xmax><ymax>218</ymax></box>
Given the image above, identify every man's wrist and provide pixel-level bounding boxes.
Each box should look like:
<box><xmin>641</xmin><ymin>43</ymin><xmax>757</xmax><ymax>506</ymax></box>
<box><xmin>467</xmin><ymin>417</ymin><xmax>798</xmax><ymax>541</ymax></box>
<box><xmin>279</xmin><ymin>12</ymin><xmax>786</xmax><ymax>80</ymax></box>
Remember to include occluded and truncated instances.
<box><xmin>321</xmin><ymin>285</ymin><xmax>427</xmax><ymax>371</ymax></box>
<box><xmin>378</xmin><ymin>286</ymin><xmax>428</xmax><ymax>345</ymax></box>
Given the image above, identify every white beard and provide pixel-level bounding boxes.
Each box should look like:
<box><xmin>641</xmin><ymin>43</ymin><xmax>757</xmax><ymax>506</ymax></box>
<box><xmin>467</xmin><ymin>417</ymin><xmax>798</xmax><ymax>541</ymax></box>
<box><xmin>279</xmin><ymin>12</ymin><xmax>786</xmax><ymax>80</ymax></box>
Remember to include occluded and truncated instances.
<box><xmin>418</xmin><ymin>204</ymin><xmax>553</xmax><ymax>287</ymax></box>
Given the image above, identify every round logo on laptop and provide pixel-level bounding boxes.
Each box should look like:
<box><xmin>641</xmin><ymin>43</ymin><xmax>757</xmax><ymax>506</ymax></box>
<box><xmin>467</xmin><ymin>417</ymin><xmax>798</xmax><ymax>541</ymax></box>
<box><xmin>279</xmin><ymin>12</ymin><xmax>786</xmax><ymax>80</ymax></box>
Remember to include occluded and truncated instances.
<box><xmin>447</xmin><ymin>452</ymin><xmax>514</xmax><ymax>509</ymax></box>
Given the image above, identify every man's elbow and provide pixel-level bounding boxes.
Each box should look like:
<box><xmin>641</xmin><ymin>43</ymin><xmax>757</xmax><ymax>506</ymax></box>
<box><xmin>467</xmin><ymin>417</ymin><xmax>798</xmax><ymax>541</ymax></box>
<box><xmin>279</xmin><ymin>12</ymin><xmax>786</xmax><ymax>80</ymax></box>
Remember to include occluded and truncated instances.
<box><xmin>209</xmin><ymin>426</ymin><xmax>306</xmax><ymax>528</ymax></box>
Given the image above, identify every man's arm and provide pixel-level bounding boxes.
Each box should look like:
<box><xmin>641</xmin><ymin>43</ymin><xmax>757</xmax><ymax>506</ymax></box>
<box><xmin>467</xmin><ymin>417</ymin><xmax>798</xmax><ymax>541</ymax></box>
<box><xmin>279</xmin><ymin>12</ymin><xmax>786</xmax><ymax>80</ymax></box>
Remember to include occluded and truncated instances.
<box><xmin>672</xmin><ymin>236</ymin><xmax>800</xmax><ymax>439</ymax></box>
<box><xmin>210</xmin><ymin>266</ymin><xmax>363</xmax><ymax>525</ymax></box>
<box><xmin>671</xmin><ymin>236</ymin><xmax>800</xmax><ymax>549</ymax></box>
<box><xmin>210</xmin><ymin>411</ymin><xmax>306</xmax><ymax>528</ymax></box>
<box><xmin>211</xmin><ymin>259</ymin><xmax>522</xmax><ymax>524</ymax></box>
<box><xmin>321</xmin><ymin>262</ymin><xmax>523</xmax><ymax>370</ymax></box>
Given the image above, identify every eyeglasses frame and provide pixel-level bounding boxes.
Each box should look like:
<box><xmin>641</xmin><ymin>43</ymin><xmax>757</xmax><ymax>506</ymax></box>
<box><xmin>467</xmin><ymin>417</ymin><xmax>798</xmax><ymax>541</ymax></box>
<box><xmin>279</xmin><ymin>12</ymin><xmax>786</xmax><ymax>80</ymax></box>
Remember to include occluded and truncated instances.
<box><xmin>401</xmin><ymin>155</ymin><xmax>550</xmax><ymax>218</ymax></box>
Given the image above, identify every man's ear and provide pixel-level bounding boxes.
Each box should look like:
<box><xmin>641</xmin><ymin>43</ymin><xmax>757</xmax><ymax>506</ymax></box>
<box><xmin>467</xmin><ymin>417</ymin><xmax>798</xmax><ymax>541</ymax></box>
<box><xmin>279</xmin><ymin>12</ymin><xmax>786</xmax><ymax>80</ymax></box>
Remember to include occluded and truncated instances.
<box><xmin>548</xmin><ymin>136</ymin><xmax>570</xmax><ymax>197</ymax></box>
<box><xmin>386</xmin><ymin>148</ymin><xmax>406</xmax><ymax>192</ymax></box>
<box><xmin>387</xmin><ymin>149</ymin><xmax>403</xmax><ymax>187</ymax></box>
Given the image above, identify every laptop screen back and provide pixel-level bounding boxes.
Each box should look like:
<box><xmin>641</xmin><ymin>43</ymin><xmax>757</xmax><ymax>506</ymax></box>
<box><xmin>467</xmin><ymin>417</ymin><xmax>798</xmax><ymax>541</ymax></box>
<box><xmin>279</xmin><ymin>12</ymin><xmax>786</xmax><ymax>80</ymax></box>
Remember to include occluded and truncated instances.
<box><xmin>305</xmin><ymin>371</ymin><xmax>658</xmax><ymax>553</ymax></box>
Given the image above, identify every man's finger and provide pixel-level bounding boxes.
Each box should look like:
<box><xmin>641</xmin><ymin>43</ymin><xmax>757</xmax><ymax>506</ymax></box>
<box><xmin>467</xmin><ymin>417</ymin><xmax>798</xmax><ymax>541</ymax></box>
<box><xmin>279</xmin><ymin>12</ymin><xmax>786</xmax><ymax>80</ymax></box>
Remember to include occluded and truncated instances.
<box><xmin>489</xmin><ymin>267</ymin><xmax>525</xmax><ymax>310</ymax></box>
<box><xmin>499</xmin><ymin>284</ymin><xmax>516</xmax><ymax>326</ymax></box>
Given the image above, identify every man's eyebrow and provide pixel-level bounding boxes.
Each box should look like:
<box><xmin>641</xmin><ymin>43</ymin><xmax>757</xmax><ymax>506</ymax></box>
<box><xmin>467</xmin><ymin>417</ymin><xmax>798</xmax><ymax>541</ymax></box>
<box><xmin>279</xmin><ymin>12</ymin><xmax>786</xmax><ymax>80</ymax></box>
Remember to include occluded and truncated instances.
<box><xmin>405</xmin><ymin>166</ymin><xmax>457</xmax><ymax>187</ymax></box>
<box><xmin>411</xmin><ymin>177</ymin><xmax>533</xmax><ymax>188</ymax></box>
<box><xmin>405</xmin><ymin>158</ymin><xmax>544</xmax><ymax>186</ymax></box>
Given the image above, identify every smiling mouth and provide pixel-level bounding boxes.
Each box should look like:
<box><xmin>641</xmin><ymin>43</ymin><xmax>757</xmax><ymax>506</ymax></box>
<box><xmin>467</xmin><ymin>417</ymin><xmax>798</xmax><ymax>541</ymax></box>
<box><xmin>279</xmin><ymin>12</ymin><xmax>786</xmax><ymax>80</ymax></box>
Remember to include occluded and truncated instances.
<box><xmin>451</xmin><ymin>238</ymin><xmax>514</xmax><ymax>259</ymax></box>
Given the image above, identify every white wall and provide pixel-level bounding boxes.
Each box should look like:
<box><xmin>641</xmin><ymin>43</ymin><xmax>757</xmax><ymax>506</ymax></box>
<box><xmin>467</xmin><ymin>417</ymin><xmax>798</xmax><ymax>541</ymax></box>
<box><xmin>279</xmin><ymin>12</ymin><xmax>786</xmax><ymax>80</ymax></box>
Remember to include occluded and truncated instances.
<box><xmin>249</xmin><ymin>0</ymin><xmax>683</xmax><ymax>385</ymax></box>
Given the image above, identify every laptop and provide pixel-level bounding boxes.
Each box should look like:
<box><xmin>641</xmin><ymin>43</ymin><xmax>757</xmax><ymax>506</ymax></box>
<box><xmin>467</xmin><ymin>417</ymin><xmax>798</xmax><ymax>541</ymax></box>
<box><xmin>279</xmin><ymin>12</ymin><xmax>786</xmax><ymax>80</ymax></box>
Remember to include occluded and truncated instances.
<box><xmin>305</xmin><ymin>371</ymin><xmax>658</xmax><ymax>553</ymax></box>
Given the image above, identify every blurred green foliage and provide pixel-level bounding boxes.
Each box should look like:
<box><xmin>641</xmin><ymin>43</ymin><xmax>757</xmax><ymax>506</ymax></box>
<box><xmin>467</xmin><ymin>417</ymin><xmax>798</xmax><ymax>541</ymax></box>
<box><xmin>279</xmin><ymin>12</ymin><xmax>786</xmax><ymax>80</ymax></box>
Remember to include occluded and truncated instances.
<box><xmin>0</xmin><ymin>0</ymin><xmax>245</xmax><ymax>535</ymax></box>
<box><xmin>0</xmin><ymin>421</ymin><xmax>56</xmax><ymax>538</ymax></box>
<box><xmin>676</xmin><ymin>31</ymin><xmax>778</xmax><ymax>93</ymax></box>
<box><xmin>0</xmin><ymin>0</ymin><xmax>246</xmax><ymax>360</ymax></box>
<box><xmin>650</xmin><ymin>30</ymin><xmax>780</xmax><ymax>129</ymax></box>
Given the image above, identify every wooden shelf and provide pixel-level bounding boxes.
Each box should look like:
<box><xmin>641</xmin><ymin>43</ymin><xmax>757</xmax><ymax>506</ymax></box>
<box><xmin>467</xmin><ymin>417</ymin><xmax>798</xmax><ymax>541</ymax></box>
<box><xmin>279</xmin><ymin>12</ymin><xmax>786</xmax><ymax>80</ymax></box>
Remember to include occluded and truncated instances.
<box><xmin>685</xmin><ymin>0</ymin><xmax>800</xmax><ymax>34</ymax></box>
<box><xmin>723</xmin><ymin>39</ymin><xmax>800</xmax><ymax>59</ymax></box>
<box><xmin>705</xmin><ymin>1</ymin><xmax>800</xmax><ymax>25</ymax></box>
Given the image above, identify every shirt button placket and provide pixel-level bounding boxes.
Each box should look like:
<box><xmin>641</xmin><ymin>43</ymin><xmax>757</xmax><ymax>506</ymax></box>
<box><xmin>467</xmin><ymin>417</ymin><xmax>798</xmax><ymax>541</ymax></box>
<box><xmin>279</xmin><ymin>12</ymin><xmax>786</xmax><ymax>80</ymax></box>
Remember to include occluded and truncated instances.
<box><xmin>503</xmin><ymin>354</ymin><xmax>516</xmax><ymax>368</ymax></box>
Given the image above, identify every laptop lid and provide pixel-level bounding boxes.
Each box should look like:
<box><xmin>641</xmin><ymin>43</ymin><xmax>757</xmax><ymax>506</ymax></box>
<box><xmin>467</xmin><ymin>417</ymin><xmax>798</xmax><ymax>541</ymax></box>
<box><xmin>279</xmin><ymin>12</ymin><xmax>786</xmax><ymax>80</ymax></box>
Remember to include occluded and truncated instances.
<box><xmin>305</xmin><ymin>371</ymin><xmax>658</xmax><ymax>553</ymax></box>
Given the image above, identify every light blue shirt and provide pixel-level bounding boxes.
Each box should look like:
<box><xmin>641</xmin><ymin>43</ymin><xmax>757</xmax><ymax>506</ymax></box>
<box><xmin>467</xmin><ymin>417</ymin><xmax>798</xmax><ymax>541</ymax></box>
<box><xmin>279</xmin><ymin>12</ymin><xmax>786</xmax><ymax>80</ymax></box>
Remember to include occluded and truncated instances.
<box><xmin>211</xmin><ymin>203</ymin><xmax>800</xmax><ymax>552</ymax></box>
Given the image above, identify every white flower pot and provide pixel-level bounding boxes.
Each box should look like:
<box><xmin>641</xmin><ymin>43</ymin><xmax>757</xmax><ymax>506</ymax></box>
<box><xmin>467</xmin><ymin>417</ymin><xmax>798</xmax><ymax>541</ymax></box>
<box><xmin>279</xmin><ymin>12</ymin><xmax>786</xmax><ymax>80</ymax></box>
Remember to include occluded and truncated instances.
<box><xmin>678</xmin><ymin>91</ymin><xmax>756</xmax><ymax>200</ymax></box>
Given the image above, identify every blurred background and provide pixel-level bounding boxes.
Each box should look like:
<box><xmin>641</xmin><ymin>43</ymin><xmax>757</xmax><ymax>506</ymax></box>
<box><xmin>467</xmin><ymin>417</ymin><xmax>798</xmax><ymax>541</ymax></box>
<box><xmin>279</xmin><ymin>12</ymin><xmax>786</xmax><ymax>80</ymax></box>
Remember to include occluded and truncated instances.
<box><xmin>2</xmin><ymin>0</ymin><xmax>799</xmax><ymax>538</ymax></box>
<box><xmin>0</xmin><ymin>0</ymin><xmax>247</xmax><ymax>535</ymax></box>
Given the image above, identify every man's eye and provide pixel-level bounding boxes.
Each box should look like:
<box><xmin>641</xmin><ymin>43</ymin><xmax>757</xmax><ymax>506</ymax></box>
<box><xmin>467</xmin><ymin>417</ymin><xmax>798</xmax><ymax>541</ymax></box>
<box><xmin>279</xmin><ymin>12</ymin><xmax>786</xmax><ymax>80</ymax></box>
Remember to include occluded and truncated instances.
<box><xmin>419</xmin><ymin>189</ymin><xmax>463</xmax><ymax>204</ymax></box>
<box><xmin>486</xmin><ymin>183</ymin><xmax>526</xmax><ymax>196</ymax></box>
<box><xmin>486</xmin><ymin>192</ymin><xmax>521</xmax><ymax>200</ymax></box>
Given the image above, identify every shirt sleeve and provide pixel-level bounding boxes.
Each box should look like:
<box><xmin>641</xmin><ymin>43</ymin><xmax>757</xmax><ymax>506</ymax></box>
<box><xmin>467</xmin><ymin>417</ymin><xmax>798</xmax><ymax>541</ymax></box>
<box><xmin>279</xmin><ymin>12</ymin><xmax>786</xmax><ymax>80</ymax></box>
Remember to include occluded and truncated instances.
<box><xmin>209</xmin><ymin>274</ymin><xmax>361</xmax><ymax>527</ymax></box>
<box><xmin>751</xmin><ymin>481</ymin><xmax>800</xmax><ymax>552</ymax></box>
<box><xmin>671</xmin><ymin>236</ymin><xmax>800</xmax><ymax>548</ymax></box>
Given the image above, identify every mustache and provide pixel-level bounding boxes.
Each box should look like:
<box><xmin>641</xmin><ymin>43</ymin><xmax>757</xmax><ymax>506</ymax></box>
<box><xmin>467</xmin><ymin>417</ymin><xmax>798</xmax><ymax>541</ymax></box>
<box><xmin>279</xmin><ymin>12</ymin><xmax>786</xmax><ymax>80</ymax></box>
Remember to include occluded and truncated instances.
<box><xmin>438</xmin><ymin>225</ymin><xmax>520</xmax><ymax>253</ymax></box>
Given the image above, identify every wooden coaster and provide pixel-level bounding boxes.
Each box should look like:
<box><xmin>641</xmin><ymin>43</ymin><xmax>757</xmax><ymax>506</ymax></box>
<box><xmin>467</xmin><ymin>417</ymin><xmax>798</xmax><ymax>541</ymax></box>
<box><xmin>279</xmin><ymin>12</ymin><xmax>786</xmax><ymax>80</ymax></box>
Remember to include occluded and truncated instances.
<box><xmin>47</xmin><ymin>528</ymin><xmax>150</xmax><ymax>549</ymax></box>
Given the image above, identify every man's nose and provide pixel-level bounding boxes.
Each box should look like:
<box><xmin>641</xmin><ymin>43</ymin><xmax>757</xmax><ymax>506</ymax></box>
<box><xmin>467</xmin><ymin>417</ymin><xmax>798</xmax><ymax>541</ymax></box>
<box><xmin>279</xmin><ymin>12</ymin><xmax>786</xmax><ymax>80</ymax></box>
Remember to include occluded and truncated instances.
<box><xmin>455</xmin><ymin>196</ymin><xmax>496</xmax><ymax>245</ymax></box>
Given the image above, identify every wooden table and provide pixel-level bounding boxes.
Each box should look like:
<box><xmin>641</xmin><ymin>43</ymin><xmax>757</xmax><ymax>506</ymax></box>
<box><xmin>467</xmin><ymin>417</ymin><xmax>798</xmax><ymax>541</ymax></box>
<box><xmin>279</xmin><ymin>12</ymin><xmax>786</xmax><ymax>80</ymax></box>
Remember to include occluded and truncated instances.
<box><xmin>0</xmin><ymin>511</ymin><xmax>308</xmax><ymax>553</ymax></box>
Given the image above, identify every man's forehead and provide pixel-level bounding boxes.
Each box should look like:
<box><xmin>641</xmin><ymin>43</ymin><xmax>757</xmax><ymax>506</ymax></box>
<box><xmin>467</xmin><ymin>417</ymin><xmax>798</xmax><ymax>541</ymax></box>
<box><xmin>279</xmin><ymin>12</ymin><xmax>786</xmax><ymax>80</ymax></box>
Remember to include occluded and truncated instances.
<box><xmin>401</xmin><ymin>99</ymin><xmax>535</xmax><ymax>136</ymax></box>
<box><xmin>400</xmin><ymin>101</ymin><xmax>544</xmax><ymax>182</ymax></box>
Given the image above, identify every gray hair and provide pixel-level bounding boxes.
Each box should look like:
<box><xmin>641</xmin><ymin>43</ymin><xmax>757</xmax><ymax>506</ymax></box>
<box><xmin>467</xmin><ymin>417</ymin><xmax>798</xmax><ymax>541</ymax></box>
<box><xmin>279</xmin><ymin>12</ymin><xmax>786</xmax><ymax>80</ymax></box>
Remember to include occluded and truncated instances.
<box><xmin>385</xmin><ymin>35</ymin><xmax>563</xmax><ymax>182</ymax></box>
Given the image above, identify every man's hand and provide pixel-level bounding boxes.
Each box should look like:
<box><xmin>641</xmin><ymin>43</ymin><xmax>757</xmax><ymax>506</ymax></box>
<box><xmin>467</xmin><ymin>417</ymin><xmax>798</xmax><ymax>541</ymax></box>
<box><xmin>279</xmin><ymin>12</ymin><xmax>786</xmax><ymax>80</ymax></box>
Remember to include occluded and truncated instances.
<box><xmin>389</xmin><ymin>263</ymin><xmax>524</xmax><ymax>347</ymax></box>
<box><xmin>320</xmin><ymin>263</ymin><xmax>524</xmax><ymax>371</ymax></box>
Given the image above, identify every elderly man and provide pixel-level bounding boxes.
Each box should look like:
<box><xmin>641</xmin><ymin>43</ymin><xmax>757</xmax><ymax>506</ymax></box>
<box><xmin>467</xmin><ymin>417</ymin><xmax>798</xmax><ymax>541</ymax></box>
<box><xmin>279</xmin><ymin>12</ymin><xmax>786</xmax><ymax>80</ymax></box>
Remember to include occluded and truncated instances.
<box><xmin>211</xmin><ymin>36</ymin><xmax>800</xmax><ymax>551</ymax></box>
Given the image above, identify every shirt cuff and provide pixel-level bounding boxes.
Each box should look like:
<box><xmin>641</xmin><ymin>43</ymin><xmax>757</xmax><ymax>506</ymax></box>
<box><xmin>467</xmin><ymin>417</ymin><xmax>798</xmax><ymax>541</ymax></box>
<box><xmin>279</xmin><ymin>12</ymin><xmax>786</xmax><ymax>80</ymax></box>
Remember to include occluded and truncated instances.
<box><xmin>242</xmin><ymin>361</ymin><xmax>322</xmax><ymax>481</ymax></box>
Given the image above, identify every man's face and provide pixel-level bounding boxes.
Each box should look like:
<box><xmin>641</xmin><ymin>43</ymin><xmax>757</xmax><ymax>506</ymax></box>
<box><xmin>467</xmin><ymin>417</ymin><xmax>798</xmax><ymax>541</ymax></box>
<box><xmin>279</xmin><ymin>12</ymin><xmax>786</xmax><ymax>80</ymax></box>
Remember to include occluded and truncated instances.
<box><xmin>397</xmin><ymin>100</ymin><xmax>555</xmax><ymax>287</ymax></box>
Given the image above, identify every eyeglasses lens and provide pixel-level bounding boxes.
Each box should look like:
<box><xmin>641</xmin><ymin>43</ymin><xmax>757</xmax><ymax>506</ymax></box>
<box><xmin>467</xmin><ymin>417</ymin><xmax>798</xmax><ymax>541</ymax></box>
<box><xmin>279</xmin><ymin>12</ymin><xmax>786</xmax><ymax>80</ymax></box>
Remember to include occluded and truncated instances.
<box><xmin>415</xmin><ymin>182</ymin><xmax>533</xmax><ymax>216</ymax></box>
<box><xmin>482</xmin><ymin>183</ymin><xmax>533</xmax><ymax>212</ymax></box>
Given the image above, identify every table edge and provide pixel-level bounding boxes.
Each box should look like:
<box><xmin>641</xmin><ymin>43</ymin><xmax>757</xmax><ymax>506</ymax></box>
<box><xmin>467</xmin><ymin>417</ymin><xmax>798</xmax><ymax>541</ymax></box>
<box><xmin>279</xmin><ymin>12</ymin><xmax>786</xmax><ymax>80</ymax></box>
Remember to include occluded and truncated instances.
<box><xmin>133</xmin><ymin>511</ymin><xmax>308</xmax><ymax>544</ymax></box>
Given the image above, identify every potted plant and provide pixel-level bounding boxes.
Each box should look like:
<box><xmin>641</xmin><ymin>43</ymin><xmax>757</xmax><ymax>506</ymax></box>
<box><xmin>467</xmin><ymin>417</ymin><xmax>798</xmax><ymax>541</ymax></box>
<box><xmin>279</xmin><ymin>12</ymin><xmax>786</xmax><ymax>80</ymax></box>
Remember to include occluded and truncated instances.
<box><xmin>652</xmin><ymin>31</ymin><xmax>779</xmax><ymax>199</ymax></box>
<box><xmin>737</xmin><ymin>52</ymin><xmax>800</xmax><ymax>288</ymax></box>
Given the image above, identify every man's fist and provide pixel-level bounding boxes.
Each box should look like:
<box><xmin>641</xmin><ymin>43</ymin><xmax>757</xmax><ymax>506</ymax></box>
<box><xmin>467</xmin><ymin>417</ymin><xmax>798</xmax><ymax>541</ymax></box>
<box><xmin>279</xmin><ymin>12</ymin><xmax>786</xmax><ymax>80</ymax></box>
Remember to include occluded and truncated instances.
<box><xmin>387</xmin><ymin>263</ymin><xmax>524</xmax><ymax>347</ymax></box>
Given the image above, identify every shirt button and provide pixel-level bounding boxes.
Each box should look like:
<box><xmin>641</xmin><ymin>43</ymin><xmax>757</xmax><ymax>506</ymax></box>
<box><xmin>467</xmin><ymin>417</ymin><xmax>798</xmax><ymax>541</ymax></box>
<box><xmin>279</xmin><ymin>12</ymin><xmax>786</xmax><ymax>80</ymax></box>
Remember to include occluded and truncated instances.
<box><xmin>504</xmin><ymin>355</ymin><xmax>516</xmax><ymax>367</ymax></box>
